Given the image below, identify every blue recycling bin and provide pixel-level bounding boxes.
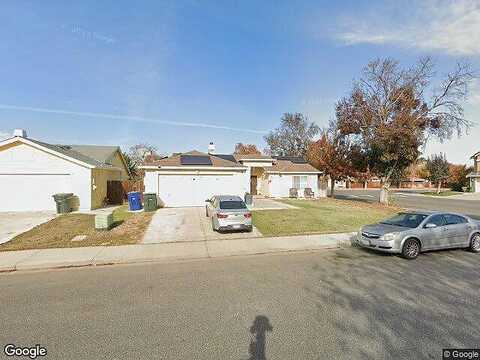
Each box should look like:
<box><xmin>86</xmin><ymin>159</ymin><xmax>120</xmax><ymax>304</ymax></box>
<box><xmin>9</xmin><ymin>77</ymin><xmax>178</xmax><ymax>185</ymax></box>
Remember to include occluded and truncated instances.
<box><xmin>127</xmin><ymin>191</ymin><xmax>143</xmax><ymax>211</ymax></box>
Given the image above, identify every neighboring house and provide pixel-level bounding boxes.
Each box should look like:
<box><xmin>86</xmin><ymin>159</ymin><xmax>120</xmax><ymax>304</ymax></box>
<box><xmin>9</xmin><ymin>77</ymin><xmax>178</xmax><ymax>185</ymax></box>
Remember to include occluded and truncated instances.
<box><xmin>399</xmin><ymin>177</ymin><xmax>431</xmax><ymax>189</ymax></box>
<box><xmin>141</xmin><ymin>143</ymin><xmax>323</xmax><ymax>207</ymax></box>
<box><xmin>467</xmin><ymin>151</ymin><xmax>480</xmax><ymax>192</ymax></box>
<box><xmin>0</xmin><ymin>129</ymin><xmax>130</xmax><ymax>211</ymax></box>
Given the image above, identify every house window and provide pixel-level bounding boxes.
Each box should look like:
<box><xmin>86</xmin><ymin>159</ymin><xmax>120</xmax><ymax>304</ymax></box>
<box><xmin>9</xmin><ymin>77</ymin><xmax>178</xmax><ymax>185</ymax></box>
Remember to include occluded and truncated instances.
<box><xmin>293</xmin><ymin>176</ymin><xmax>308</xmax><ymax>189</ymax></box>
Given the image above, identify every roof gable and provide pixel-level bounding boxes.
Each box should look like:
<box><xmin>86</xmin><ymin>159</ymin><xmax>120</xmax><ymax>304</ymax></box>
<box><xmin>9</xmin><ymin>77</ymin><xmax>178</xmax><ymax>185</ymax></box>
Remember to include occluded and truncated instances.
<box><xmin>0</xmin><ymin>136</ymin><xmax>125</xmax><ymax>170</ymax></box>
<box><xmin>142</xmin><ymin>150</ymin><xmax>243</xmax><ymax>168</ymax></box>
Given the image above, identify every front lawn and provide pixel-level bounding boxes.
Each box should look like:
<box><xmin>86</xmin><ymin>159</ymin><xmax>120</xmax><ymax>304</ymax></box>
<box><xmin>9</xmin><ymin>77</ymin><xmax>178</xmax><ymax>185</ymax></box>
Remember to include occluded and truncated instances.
<box><xmin>0</xmin><ymin>205</ymin><xmax>154</xmax><ymax>252</ymax></box>
<box><xmin>420</xmin><ymin>191</ymin><xmax>463</xmax><ymax>197</ymax></box>
<box><xmin>253</xmin><ymin>198</ymin><xmax>399</xmax><ymax>236</ymax></box>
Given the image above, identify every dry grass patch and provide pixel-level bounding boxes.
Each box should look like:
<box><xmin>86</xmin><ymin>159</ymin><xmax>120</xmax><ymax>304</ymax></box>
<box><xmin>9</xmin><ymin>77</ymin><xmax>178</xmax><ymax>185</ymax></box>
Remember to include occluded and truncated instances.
<box><xmin>0</xmin><ymin>206</ymin><xmax>154</xmax><ymax>252</ymax></box>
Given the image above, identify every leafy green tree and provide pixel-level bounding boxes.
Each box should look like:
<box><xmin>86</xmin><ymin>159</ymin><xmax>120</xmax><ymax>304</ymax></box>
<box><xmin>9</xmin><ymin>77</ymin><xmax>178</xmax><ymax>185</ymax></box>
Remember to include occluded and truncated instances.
<box><xmin>426</xmin><ymin>153</ymin><xmax>450</xmax><ymax>194</ymax></box>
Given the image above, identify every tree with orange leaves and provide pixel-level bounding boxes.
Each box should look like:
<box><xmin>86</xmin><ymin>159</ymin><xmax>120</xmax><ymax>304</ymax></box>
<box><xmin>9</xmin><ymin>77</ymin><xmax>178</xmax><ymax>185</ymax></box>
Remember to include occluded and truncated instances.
<box><xmin>307</xmin><ymin>120</ymin><xmax>356</xmax><ymax>198</ymax></box>
<box><xmin>234</xmin><ymin>143</ymin><xmax>261</xmax><ymax>155</ymax></box>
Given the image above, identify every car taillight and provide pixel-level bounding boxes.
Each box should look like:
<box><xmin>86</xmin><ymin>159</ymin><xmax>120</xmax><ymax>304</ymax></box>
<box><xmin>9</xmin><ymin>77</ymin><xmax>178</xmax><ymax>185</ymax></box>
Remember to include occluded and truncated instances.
<box><xmin>244</xmin><ymin>213</ymin><xmax>252</xmax><ymax>218</ymax></box>
<box><xmin>217</xmin><ymin>213</ymin><xmax>229</xmax><ymax>218</ymax></box>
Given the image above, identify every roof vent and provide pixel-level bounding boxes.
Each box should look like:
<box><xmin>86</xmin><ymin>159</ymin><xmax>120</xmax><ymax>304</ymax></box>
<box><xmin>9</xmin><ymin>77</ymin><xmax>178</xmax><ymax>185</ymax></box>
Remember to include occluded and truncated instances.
<box><xmin>13</xmin><ymin>129</ymin><xmax>27</xmax><ymax>138</ymax></box>
<box><xmin>208</xmin><ymin>142</ymin><xmax>216</xmax><ymax>154</ymax></box>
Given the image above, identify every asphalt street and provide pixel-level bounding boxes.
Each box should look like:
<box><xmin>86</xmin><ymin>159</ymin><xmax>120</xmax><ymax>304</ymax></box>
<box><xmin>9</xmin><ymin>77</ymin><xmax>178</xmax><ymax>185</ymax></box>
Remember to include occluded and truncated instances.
<box><xmin>334</xmin><ymin>189</ymin><xmax>480</xmax><ymax>219</ymax></box>
<box><xmin>1</xmin><ymin>247</ymin><xmax>479</xmax><ymax>360</ymax></box>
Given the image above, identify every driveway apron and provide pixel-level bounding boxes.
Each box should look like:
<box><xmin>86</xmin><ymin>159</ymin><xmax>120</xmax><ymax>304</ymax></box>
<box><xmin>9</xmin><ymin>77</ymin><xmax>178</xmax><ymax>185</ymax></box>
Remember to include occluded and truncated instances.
<box><xmin>142</xmin><ymin>207</ymin><xmax>262</xmax><ymax>244</ymax></box>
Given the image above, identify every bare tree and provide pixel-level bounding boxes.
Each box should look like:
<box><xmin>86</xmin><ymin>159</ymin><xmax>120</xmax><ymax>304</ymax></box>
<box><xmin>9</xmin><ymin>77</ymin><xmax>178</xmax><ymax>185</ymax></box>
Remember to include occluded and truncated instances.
<box><xmin>127</xmin><ymin>143</ymin><xmax>162</xmax><ymax>179</ymax></box>
<box><xmin>336</xmin><ymin>57</ymin><xmax>475</xmax><ymax>204</ymax></box>
<box><xmin>264</xmin><ymin>113</ymin><xmax>320</xmax><ymax>156</ymax></box>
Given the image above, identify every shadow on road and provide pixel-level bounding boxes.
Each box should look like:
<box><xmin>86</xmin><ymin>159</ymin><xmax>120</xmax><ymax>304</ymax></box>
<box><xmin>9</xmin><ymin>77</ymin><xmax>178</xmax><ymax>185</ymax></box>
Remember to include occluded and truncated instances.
<box><xmin>248</xmin><ymin>315</ymin><xmax>273</xmax><ymax>360</ymax></box>
<box><xmin>304</xmin><ymin>247</ymin><xmax>480</xmax><ymax>358</ymax></box>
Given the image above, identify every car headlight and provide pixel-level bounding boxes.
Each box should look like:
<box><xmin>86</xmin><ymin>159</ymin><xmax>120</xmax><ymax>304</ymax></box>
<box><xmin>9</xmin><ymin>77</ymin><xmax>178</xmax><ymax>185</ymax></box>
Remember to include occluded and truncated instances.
<box><xmin>380</xmin><ymin>232</ymin><xmax>400</xmax><ymax>241</ymax></box>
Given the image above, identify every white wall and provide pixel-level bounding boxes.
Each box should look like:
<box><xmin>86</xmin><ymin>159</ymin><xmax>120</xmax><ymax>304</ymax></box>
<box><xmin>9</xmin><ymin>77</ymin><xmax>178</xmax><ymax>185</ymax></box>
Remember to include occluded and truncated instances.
<box><xmin>143</xmin><ymin>169</ymin><xmax>250</xmax><ymax>207</ymax></box>
<box><xmin>472</xmin><ymin>178</ymin><xmax>480</xmax><ymax>193</ymax></box>
<box><xmin>144</xmin><ymin>171</ymin><xmax>158</xmax><ymax>194</ymax></box>
<box><xmin>269</xmin><ymin>174</ymin><xmax>319</xmax><ymax>198</ymax></box>
<box><xmin>0</xmin><ymin>142</ymin><xmax>92</xmax><ymax>211</ymax></box>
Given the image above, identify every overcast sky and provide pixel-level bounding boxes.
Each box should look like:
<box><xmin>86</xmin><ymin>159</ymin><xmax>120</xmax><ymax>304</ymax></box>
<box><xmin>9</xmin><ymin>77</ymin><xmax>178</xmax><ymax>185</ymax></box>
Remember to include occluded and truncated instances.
<box><xmin>0</xmin><ymin>0</ymin><xmax>479</xmax><ymax>165</ymax></box>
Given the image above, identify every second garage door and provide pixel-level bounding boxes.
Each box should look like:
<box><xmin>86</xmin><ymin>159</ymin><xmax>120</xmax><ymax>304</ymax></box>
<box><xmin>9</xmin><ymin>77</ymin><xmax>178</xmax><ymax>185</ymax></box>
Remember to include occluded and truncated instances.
<box><xmin>0</xmin><ymin>174</ymin><xmax>71</xmax><ymax>211</ymax></box>
<box><xmin>157</xmin><ymin>174</ymin><xmax>241</xmax><ymax>207</ymax></box>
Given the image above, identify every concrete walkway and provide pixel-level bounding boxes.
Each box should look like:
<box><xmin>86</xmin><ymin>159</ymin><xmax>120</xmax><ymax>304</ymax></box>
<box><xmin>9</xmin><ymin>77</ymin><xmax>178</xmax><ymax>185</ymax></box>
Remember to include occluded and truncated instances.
<box><xmin>0</xmin><ymin>211</ymin><xmax>56</xmax><ymax>245</ymax></box>
<box><xmin>0</xmin><ymin>232</ymin><xmax>356</xmax><ymax>272</ymax></box>
<box><xmin>249</xmin><ymin>197</ymin><xmax>298</xmax><ymax>210</ymax></box>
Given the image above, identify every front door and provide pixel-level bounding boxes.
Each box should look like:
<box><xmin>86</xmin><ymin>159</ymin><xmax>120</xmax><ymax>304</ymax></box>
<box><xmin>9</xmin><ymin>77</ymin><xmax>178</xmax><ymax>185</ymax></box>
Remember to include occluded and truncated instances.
<box><xmin>250</xmin><ymin>176</ymin><xmax>257</xmax><ymax>195</ymax></box>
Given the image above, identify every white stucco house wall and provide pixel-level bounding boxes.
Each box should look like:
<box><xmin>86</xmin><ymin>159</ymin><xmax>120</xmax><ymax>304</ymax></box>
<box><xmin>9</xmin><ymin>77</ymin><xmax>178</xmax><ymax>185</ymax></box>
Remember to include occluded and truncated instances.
<box><xmin>140</xmin><ymin>145</ymin><xmax>324</xmax><ymax>208</ymax></box>
<box><xmin>0</xmin><ymin>130</ymin><xmax>130</xmax><ymax>212</ymax></box>
<box><xmin>467</xmin><ymin>151</ymin><xmax>480</xmax><ymax>193</ymax></box>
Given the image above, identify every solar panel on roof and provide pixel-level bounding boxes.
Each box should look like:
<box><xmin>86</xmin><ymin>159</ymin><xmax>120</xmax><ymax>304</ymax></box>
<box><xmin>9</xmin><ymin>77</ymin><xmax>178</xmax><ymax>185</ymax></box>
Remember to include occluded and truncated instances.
<box><xmin>213</xmin><ymin>154</ymin><xmax>237</xmax><ymax>163</ymax></box>
<box><xmin>274</xmin><ymin>156</ymin><xmax>307</xmax><ymax>164</ymax></box>
<box><xmin>180</xmin><ymin>155</ymin><xmax>212</xmax><ymax>165</ymax></box>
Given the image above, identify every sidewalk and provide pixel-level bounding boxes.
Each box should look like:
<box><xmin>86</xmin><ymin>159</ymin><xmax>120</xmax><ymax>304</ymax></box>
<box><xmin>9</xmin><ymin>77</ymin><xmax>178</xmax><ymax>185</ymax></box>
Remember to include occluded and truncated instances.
<box><xmin>0</xmin><ymin>232</ymin><xmax>356</xmax><ymax>273</ymax></box>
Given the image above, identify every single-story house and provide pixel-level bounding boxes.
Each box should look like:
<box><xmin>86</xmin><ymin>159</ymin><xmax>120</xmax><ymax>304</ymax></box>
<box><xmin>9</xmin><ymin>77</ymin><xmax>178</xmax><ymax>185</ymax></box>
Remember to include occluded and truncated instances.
<box><xmin>141</xmin><ymin>143</ymin><xmax>324</xmax><ymax>207</ymax></box>
<box><xmin>467</xmin><ymin>151</ymin><xmax>480</xmax><ymax>193</ymax></box>
<box><xmin>0</xmin><ymin>129</ymin><xmax>130</xmax><ymax>211</ymax></box>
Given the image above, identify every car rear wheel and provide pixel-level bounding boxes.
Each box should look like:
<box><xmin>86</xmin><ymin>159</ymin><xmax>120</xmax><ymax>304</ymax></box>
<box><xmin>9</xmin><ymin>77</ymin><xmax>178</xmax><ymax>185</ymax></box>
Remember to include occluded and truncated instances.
<box><xmin>469</xmin><ymin>233</ymin><xmax>480</xmax><ymax>253</ymax></box>
<box><xmin>402</xmin><ymin>238</ymin><xmax>420</xmax><ymax>260</ymax></box>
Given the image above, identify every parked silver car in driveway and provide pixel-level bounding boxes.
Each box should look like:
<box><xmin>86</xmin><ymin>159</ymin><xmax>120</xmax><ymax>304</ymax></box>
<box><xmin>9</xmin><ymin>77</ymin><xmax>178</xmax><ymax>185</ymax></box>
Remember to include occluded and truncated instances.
<box><xmin>357</xmin><ymin>211</ymin><xmax>480</xmax><ymax>259</ymax></box>
<box><xmin>205</xmin><ymin>195</ymin><xmax>253</xmax><ymax>232</ymax></box>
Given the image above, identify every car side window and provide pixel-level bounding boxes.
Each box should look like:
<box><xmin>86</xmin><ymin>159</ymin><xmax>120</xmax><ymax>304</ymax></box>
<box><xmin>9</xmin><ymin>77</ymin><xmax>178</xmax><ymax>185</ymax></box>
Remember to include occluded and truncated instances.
<box><xmin>444</xmin><ymin>214</ymin><xmax>467</xmax><ymax>225</ymax></box>
<box><xmin>427</xmin><ymin>215</ymin><xmax>446</xmax><ymax>227</ymax></box>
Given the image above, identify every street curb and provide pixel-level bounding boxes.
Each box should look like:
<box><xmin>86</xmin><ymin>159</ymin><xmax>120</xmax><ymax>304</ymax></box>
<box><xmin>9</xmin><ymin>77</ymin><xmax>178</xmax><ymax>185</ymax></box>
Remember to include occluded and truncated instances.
<box><xmin>0</xmin><ymin>232</ymin><xmax>356</xmax><ymax>273</ymax></box>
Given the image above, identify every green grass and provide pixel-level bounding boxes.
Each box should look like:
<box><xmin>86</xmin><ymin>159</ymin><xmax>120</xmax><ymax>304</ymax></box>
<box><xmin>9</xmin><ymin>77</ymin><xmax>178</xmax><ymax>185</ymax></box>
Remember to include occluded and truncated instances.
<box><xmin>252</xmin><ymin>198</ymin><xmax>399</xmax><ymax>237</ymax></box>
<box><xmin>112</xmin><ymin>205</ymin><xmax>134</xmax><ymax>224</ymax></box>
<box><xmin>0</xmin><ymin>205</ymin><xmax>153</xmax><ymax>252</ymax></box>
<box><xmin>420</xmin><ymin>191</ymin><xmax>463</xmax><ymax>197</ymax></box>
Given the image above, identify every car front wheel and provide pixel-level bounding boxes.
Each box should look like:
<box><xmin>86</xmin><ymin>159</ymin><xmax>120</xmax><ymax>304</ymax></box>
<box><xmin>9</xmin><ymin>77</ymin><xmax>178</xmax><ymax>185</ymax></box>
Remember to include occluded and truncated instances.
<box><xmin>402</xmin><ymin>238</ymin><xmax>420</xmax><ymax>260</ymax></box>
<box><xmin>469</xmin><ymin>233</ymin><xmax>480</xmax><ymax>253</ymax></box>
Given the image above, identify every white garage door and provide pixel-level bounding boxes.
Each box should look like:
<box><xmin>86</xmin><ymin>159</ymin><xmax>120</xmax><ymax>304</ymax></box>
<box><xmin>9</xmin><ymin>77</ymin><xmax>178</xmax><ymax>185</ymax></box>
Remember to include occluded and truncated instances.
<box><xmin>157</xmin><ymin>174</ymin><xmax>241</xmax><ymax>207</ymax></box>
<box><xmin>0</xmin><ymin>174</ymin><xmax>71</xmax><ymax>211</ymax></box>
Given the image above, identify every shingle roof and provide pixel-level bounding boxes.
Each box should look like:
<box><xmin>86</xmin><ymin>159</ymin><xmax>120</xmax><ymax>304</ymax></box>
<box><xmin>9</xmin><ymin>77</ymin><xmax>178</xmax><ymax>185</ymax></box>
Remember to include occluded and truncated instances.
<box><xmin>273</xmin><ymin>156</ymin><xmax>308</xmax><ymax>164</ymax></box>
<box><xmin>233</xmin><ymin>153</ymin><xmax>273</xmax><ymax>160</ymax></box>
<box><xmin>265</xmin><ymin>160</ymin><xmax>320</xmax><ymax>173</ymax></box>
<box><xmin>26</xmin><ymin>138</ymin><xmax>119</xmax><ymax>168</ymax></box>
<box><xmin>143</xmin><ymin>150</ymin><xmax>244</xmax><ymax>168</ymax></box>
<box><xmin>67</xmin><ymin>145</ymin><xmax>119</xmax><ymax>164</ymax></box>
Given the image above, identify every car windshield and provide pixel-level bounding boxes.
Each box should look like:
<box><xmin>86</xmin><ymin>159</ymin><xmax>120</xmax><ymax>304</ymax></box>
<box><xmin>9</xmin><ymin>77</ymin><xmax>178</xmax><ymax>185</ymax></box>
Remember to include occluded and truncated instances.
<box><xmin>380</xmin><ymin>213</ymin><xmax>427</xmax><ymax>228</ymax></box>
<box><xmin>220</xmin><ymin>200</ymin><xmax>247</xmax><ymax>210</ymax></box>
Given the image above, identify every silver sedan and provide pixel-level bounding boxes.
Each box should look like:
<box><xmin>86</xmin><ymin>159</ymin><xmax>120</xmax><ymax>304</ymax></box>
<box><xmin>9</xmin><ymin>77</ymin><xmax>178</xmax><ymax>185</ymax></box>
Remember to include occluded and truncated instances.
<box><xmin>205</xmin><ymin>195</ymin><xmax>253</xmax><ymax>232</ymax></box>
<box><xmin>357</xmin><ymin>211</ymin><xmax>480</xmax><ymax>259</ymax></box>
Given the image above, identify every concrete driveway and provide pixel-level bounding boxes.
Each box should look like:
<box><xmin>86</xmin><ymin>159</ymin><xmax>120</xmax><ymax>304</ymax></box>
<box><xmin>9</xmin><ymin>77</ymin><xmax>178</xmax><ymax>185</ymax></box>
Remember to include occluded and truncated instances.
<box><xmin>0</xmin><ymin>211</ymin><xmax>56</xmax><ymax>244</ymax></box>
<box><xmin>142</xmin><ymin>207</ymin><xmax>262</xmax><ymax>244</ymax></box>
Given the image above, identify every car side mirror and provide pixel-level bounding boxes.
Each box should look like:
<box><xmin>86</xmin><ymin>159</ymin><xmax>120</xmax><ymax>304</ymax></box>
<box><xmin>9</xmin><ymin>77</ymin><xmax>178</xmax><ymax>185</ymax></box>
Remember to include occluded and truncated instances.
<box><xmin>425</xmin><ymin>223</ymin><xmax>437</xmax><ymax>229</ymax></box>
